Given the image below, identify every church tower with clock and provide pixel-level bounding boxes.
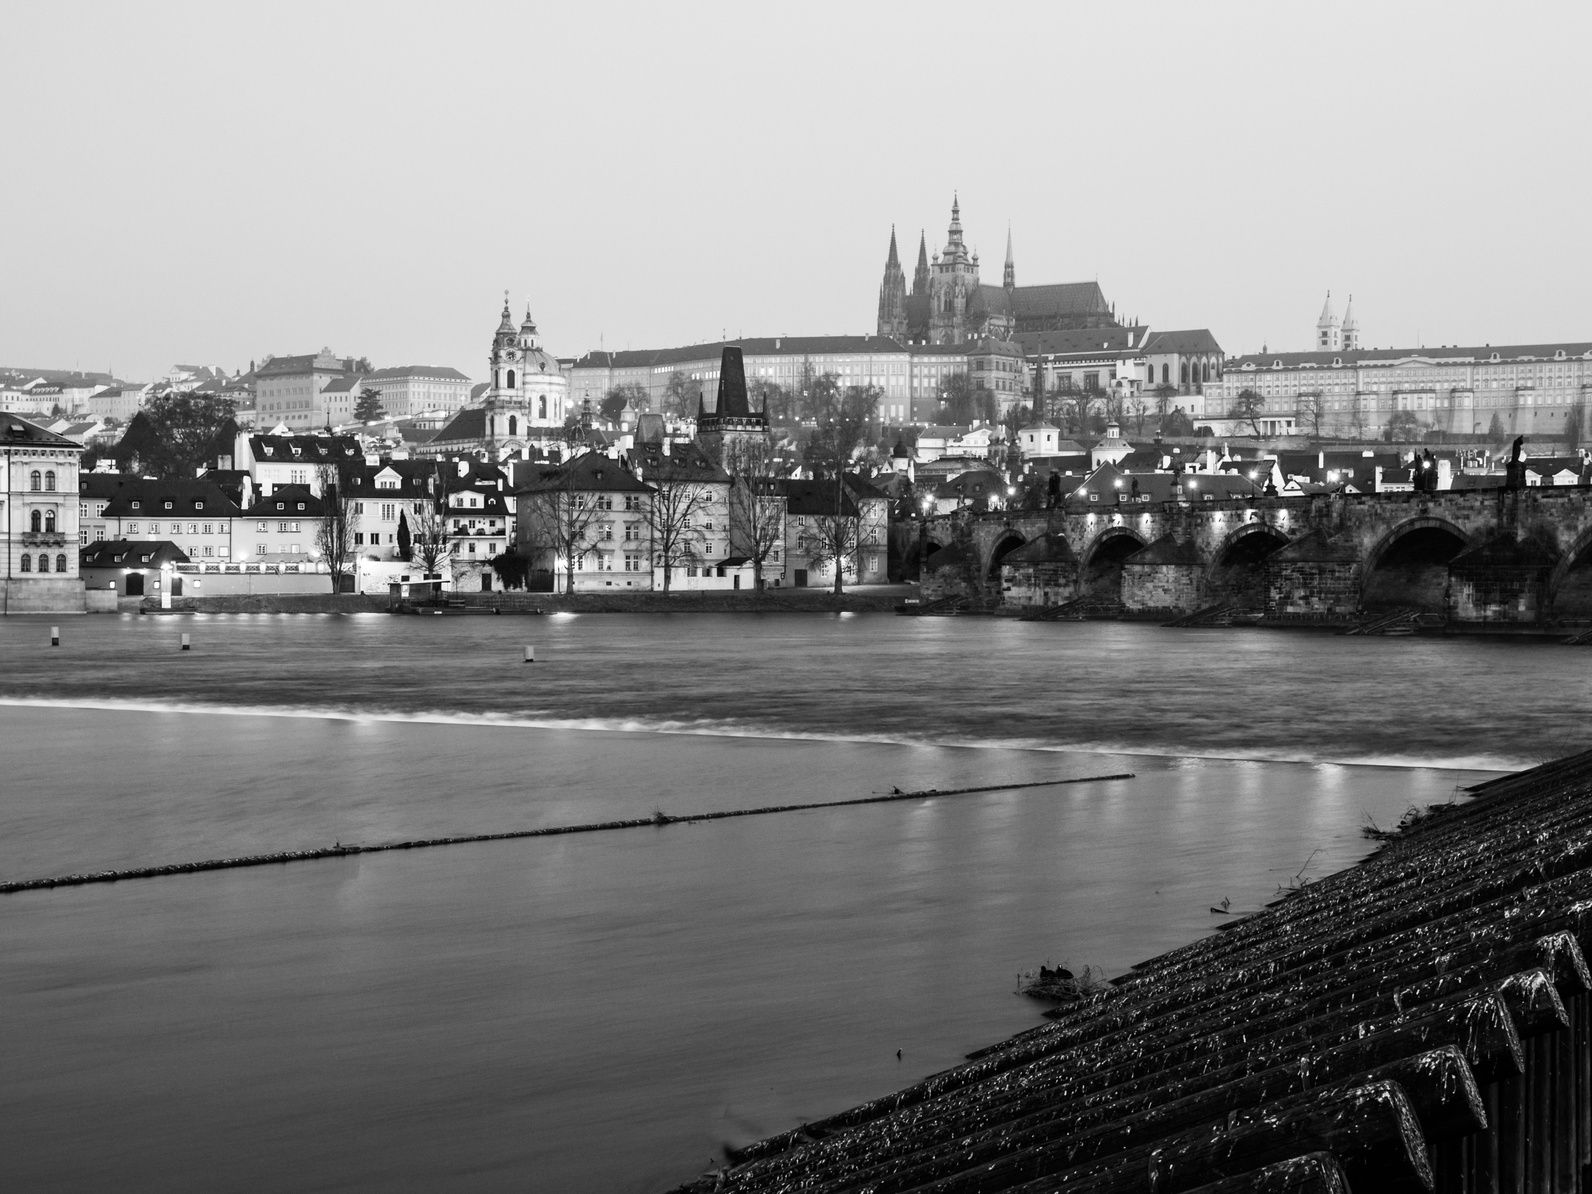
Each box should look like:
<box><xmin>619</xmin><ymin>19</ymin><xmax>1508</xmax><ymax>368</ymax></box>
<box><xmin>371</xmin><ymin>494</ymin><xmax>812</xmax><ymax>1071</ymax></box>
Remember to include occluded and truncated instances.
<box><xmin>481</xmin><ymin>294</ymin><xmax>570</xmax><ymax>458</ymax></box>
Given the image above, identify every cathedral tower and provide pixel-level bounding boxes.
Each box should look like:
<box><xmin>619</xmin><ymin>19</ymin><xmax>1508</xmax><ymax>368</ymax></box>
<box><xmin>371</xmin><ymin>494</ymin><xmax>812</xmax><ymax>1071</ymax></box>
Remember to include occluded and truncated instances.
<box><xmin>1003</xmin><ymin>225</ymin><xmax>1015</xmax><ymax>292</ymax></box>
<box><xmin>912</xmin><ymin>231</ymin><xmax>930</xmax><ymax>297</ymax></box>
<box><xmin>876</xmin><ymin>226</ymin><xmax>908</xmax><ymax>340</ymax></box>
<box><xmin>928</xmin><ymin>195</ymin><xmax>981</xmax><ymax>345</ymax></box>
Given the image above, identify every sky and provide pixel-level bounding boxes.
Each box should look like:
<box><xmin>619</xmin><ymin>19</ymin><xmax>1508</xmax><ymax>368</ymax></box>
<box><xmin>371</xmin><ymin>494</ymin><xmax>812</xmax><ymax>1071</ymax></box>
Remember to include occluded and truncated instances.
<box><xmin>2</xmin><ymin>1</ymin><xmax>1589</xmax><ymax>384</ymax></box>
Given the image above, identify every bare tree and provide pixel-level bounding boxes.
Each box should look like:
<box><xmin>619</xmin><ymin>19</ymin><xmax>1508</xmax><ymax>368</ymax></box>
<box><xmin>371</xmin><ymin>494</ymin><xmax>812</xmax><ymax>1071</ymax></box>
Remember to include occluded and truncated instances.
<box><xmin>1231</xmin><ymin>389</ymin><xmax>1266</xmax><ymax>437</ymax></box>
<box><xmin>795</xmin><ymin>497</ymin><xmax>861</xmax><ymax>596</ymax></box>
<box><xmin>1128</xmin><ymin>394</ymin><xmax>1150</xmax><ymax>436</ymax></box>
<box><xmin>517</xmin><ymin>453</ymin><xmax>618</xmax><ymax>595</ymax></box>
<box><xmin>639</xmin><ymin>448</ymin><xmax>729</xmax><ymax>595</ymax></box>
<box><xmin>662</xmin><ymin>372</ymin><xmax>698</xmax><ymax>419</ymax></box>
<box><xmin>410</xmin><ymin>467</ymin><xmax>452</xmax><ymax>578</ymax></box>
<box><xmin>723</xmin><ymin>436</ymin><xmax>788</xmax><ymax>594</ymax></box>
<box><xmin>314</xmin><ymin>461</ymin><xmax>360</xmax><ymax>594</ymax></box>
<box><xmin>1296</xmin><ymin>391</ymin><xmax>1325</xmax><ymax>438</ymax></box>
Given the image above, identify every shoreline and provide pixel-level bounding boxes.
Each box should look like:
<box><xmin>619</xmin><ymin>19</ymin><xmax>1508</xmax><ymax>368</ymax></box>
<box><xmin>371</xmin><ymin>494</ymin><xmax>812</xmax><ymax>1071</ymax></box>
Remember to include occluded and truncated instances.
<box><xmin>124</xmin><ymin>587</ymin><xmax>913</xmax><ymax>615</ymax></box>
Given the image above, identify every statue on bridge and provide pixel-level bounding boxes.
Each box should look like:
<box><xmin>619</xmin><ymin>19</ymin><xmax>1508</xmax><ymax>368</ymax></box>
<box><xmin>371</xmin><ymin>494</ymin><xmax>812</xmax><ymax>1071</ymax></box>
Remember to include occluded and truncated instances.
<box><xmin>1507</xmin><ymin>436</ymin><xmax>1526</xmax><ymax>491</ymax></box>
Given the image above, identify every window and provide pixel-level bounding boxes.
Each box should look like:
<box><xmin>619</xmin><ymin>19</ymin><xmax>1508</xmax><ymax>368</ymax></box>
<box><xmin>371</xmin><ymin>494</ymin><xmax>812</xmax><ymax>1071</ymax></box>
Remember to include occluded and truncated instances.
<box><xmin>30</xmin><ymin>509</ymin><xmax>41</xmax><ymax>532</ymax></box>
<box><xmin>202</xmin><ymin>523</ymin><xmax>213</xmax><ymax>535</ymax></box>
<box><xmin>256</xmin><ymin>520</ymin><xmax>267</xmax><ymax>532</ymax></box>
<box><xmin>38</xmin><ymin>553</ymin><xmax>50</xmax><ymax>573</ymax></box>
<box><xmin>29</xmin><ymin>471</ymin><xmax>40</xmax><ymax>491</ymax></box>
<box><xmin>381</xmin><ymin>504</ymin><xmax>395</xmax><ymax>521</ymax></box>
<box><xmin>131</xmin><ymin>500</ymin><xmax>141</xmax><ymax>510</ymax></box>
<box><xmin>370</xmin><ymin>533</ymin><xmax>380</xmax><ymax>545</ymax></box>
<box><xmin>128</xmin><ymin>521</ymin><xmax>139</xmax><ymax>534</ymax></box>
<box><xmin>624</xmin><ymin>553</ymin><xmax>642</xmax><ymax>572</ymax></box>
<box><xmin>602</xmin><ymin>525</ymin><xmax>614</xmax><ymax>541</ymax></box>
<box><xmin>256</xmin><ymin>544</ymin><xmax>268</xmax><ymax>557</ymax></box>
<box><xmin>624</xmin><ymin>524</ymin><xmax>640</xmax><ymax>541</ymax></box>
<box><xmin>354</xmin><ymin>533</ymin><xmax>365</xmax><ymax>546</ymax></box>
<box><xmin>623</xmin><ymin>494</ymin><xmax>641</xmax><ymax>511</ymax></box>
<box><xmin>44</xmin><ymin>510</ymin><xmax>56</xmax><ymax>533</ymax></box>
<box><xmin>19</xmin><ymin>553</ymin><xmax>30</xmax><ymax>572</ymax></box>
<box><xmin>44</xmin><ymin>471</ymin><xmax>55</xmax><ymax>491</ymax></box>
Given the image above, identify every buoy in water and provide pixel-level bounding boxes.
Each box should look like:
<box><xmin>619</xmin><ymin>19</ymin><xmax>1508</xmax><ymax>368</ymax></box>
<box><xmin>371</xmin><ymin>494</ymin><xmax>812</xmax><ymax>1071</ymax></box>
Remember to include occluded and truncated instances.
<box><xmin>50</xmin><ymin>626</ymin><xmax>59</xmax><ymax>647</ymax></box>
<box><xmin>524</xmin><ymin>645</ymin><xmax>535</xmax><ymax>664</ymax></box>
<box><xmin>181</xmin><ymin>633</ymin><xmax>191</xmax><ymax>651</ymax></box>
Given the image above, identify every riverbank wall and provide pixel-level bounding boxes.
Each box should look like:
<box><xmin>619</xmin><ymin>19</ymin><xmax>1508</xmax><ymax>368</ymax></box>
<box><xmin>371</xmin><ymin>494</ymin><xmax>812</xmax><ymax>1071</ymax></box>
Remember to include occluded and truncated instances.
<box><xmin>681</xmin><ymin>748</ymin><xmax>1592</xmax><ymax>1194</ymax></box>
<box><xmin>136</xmin><ymin>586</ymin><xmax>912</xmax><ymax>616</ymax></box>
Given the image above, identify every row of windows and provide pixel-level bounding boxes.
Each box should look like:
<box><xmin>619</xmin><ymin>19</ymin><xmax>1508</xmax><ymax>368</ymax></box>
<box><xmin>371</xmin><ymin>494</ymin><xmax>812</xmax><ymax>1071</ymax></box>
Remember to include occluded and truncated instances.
<box><xmin>28</xmin><ymin>470</ymin><xmax>57</xmax><ymax>491</ymax></box>
<box><xmin>18</xmin><ymin>553</ymin><xmax>68</xmax><ymax>573</ymax></box>
<box><xmin>28</xmin><ymin>510</ymin><xmax>58</xmax><ymax>532</ymax></box>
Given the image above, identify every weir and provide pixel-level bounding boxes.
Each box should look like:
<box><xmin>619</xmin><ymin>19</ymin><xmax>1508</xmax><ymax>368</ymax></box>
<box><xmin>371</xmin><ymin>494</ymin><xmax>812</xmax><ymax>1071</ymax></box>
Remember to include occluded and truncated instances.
<box><xmin>675</xmin><ymin>749</ymin><xmax>1592</xmax><ymax>1194</ymax></box>
<box><xmin>909</xmin><ymin>487</ymin><xmax>1592</xmax><ymax>627</ymax></box>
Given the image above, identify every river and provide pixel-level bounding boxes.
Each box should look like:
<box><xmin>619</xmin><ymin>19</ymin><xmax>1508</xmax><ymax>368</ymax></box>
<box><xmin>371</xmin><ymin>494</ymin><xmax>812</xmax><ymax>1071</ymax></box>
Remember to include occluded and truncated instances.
<box><xmin>0</xmin><ymin>612</ymin><xmax>1581</xmax><ymax>1191</ymax></box>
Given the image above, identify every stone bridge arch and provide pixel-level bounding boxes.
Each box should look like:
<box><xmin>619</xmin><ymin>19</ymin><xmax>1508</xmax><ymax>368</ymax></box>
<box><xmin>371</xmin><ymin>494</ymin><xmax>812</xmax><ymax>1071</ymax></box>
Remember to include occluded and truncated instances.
<box><xmin>1361</xmin><ymin>516</ymin><xmax>1475</xmax><ymax>613</ymax></box>
<box><xmin>984</xmin><ymin>529</ymin><xmax>1029</xmax><ymax>579</ymax></box>
<box><xmin>1205</xmin><ymin>521</ymin><xmax>1292</xmax><ymax>608</ymax></box>
<box><xmin>1546</xmin><ymin>525</ymin><xmax>1592</xmax><ymax>620</ymax></box>
<box><xmin>1078</xmin><ymin>526</ymin><xmax>1148</xmax><ymax>601</ymax></box>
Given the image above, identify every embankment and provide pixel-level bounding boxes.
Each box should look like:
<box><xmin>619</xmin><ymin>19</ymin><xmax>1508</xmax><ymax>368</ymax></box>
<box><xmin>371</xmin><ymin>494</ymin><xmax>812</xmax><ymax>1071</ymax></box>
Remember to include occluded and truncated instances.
<box><xmin>138</xmin><ymin>587</ymin><xmax>910</xmax><ymax>615</ymax></box>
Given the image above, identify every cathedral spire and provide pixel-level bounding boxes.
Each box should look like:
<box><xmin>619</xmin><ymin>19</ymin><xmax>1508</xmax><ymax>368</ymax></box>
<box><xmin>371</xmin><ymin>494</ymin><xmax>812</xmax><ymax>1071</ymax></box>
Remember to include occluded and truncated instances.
<box><xmin>1003</xmin><ymin>224</ymin><xmax>1015</xmax><ymax>290</ymax></box>
<box><xmin>913</xmin><ymin>230</ymin><xmax>930</xmax><ymax>296</ymax></box>
<box><xmin>886</xmin><ymin>225</ymin><xmax>900</xmax><ymax>269</ymax></box>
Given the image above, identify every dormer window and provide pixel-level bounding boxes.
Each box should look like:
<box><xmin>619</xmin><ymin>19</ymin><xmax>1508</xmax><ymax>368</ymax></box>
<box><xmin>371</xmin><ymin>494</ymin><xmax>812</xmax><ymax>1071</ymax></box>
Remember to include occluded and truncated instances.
<box><xmin>164</xmin><ymin>501</ymin><xmax>173</xmax><ymax>510</ymax></box>
<box><xmin>264</xmin><ymin>446</ymin><xmax>275</xmax><ymax>456</ymax></box>
<box><xmin>275</xmin><ymin>502</ymin><xmax>284</xmax><ymax>511</ymax></box>
<box><xmin>131</xmin><ymin>500</ymin><xmax>141</xmax><ymax>510</ymax></box>
<box><xmin>296</xmin><ymin>503</ymin><xmax>305</xmax><ymax>511</ymax></box>
<box><xmin>195</xmin><ymin>501</ymin><xmax>204</xmax><ymax>510</ymax></box>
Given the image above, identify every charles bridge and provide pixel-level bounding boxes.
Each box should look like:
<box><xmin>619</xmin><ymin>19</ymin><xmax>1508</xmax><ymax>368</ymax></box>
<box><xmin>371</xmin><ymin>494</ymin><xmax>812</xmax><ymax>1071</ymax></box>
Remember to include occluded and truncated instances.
<box><xmin>899</xmin><ymin>486</ymin><xmax>1592</xmax><ymax>626</ymax></box>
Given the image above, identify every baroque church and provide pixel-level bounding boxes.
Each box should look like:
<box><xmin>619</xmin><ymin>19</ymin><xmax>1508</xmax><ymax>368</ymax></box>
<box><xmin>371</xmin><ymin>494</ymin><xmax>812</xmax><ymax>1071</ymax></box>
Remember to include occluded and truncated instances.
<box><xmin>876</xmin><ymin>197</ymin><xmax>1119</xmax><ymax>345</ymax></box>
<box><xmin>427</xmin><ymin>296</ymin><xmax>571</xmax><ymax>459</ymax></box>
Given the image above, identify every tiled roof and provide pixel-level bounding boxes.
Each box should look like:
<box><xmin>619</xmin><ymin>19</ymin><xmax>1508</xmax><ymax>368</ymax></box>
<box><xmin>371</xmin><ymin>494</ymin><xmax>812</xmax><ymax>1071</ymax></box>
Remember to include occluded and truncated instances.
<box><xmin>1008</xmin><ymin>280</ymin><xmax>1112</xmax><ymax>318</ymax></box>
<box><xmin>249</xmin><ymin>434</ymin><xmax>362</xmax><ymax>461</ymax></box>
<box><xmin>779</xmin><ymin>479</ymin><xmax>860</xmax><ymax>517</ymax></box>
<box><xmin>100</xmin><ymin>478</ymin><xmax>242</xmax><ymax>518</ymax></box>
<box><xmin>0</xmin><ymin>414</ymin><xmax>82</xmax><ymax>448</ymax></box>
<box><xmin>245</xmin><ymin>485</ymin><xmax>327</xmax><ymax>516</ymax></box>
<box><xmin>79</xmin><ymin>540</ymin><xmax>190</xmax><ymax>568</ymax></box>
<box><xmin>572</xmin><ymin>335</ymin><xmax>910</xmax><ymax>371</ymax></box>
<box><xmin>933</xmin><ymin>469</ymin><xmax>1007</xmax><ymax>498</ymax></box>
<box><xmin>515</xmin><ymin>450</ymin><xmax>654</xmax><ymax>495</ymax></box>
<box><xmin>1229</xmin><ymin>342</ymin><xmax>1592</xmax><ymax>368</ymax></box>
<box><xmin>1141</xmin><ymin>328</ymin><xmax>1223</xmax><ymax>356</ymax></box>
<box><xmin>79</xmin><ymin>472</ymin><xmax>130</xmax><ymax>498</ymax></box>
<box><xmin>629</xmin><ymin>439</ymin><xmax>729</xmax><ymax>485</ymax></box>
<box><xmin>432</xmin><ymin>408</ymin><xmax>486</xmax><ymax>442</ymax></box>
<box><xmin>364</xmin><ymin>365</ymin><xmax>472</xmax><ymax>382</ymax></box>
<box><xmin>321</xmin><ymin>376</ymin><xmax>364</xmax><ymax>394</ymax></box>
<box><xmin>1015</xmin><ymin>327</ymin><xmax>1143</xmax><ymax>356</ymax></box>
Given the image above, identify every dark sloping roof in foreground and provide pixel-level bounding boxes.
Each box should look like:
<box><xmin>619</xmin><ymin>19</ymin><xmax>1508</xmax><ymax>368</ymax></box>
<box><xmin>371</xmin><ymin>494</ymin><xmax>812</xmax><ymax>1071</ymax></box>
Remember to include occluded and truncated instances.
<box><xmin>681</xmin><ymin>749</ymin><xmax>1592</xmax><ymax>1194</ymax></box>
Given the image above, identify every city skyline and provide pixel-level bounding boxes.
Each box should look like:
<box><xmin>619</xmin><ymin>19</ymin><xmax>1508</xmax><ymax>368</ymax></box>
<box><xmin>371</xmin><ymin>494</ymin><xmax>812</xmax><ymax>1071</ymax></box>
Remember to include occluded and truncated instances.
<box><xmin>3</xmin><ymin>2</ymin><xmax>1589</xmax><ymax>383</ymax></box>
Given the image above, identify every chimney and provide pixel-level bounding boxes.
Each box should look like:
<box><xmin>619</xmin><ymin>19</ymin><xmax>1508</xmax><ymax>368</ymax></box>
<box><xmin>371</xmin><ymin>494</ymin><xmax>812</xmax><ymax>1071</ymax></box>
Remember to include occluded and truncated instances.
<box><xmin>662</xmin><ymin>439</ymin><xmax>670</xmax><ymax>456</ymax></box>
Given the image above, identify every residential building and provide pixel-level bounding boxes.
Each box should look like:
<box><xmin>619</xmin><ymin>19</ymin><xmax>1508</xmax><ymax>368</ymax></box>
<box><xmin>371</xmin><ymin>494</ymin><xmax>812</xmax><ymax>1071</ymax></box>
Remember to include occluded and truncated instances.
<box><xmin>242</xmin><ymin>485</ymin><xmax>324</xmax><ymax>562</ymax></box>
<box><xmin>779</xmin><ymin>476</ymin><xmax>888</xmax><ymax>588</ymax></box>
<box><xmin>254</xmin><ymin>350</ymin><xmax>361</xmax><ymax>430</ymax></box>
<box><xmin>99</xmin><ymin>478</ymin><xmax>243</xmax><ymax>563</ymax></box>
<box><xmin>1201</xmin><ymin>341</ymin><xmax>1592</xmax><ymax>440</ymax></box>
<box><xmin>2</xmin><ymin>415</ymin><xmax>85</xmax><ymax>612</ymax></box>
<box><xmin>628</xmin><ymin>436</ymin><xmax>749</xmax><ymax>589</ymax></box>
<box><xmin>234</xmin><ymin>431</ymin><xmax>363</xmax><ymax>494</ymax></box>
<box><xmin>86</xmin><ymin>384</ymin><xmax>151</xmax><ymax>424</ymax></box>
<box><xmin>513</xmin><ymin>450</ymin><xmax>657</xmax><ymax>592</ymax></box>
<box><xmin>360</xmin><ymin>366</ymin><xmax>474</xmax><ymax>418</ymax></box>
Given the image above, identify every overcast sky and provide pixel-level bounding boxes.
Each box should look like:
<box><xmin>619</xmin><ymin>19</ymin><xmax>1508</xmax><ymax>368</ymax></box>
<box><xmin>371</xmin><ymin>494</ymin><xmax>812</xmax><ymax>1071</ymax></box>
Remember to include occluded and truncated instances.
<box><xmin>3</xmin><ymin>1</ymin><xmax>1588</xmax><ymax>383</ymax></box>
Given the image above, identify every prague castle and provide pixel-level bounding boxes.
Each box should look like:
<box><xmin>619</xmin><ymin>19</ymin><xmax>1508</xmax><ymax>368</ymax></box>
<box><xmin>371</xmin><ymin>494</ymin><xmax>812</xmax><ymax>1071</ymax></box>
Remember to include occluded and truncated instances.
<box><xmin>876</xmin><ymin>197</ymin><xmax>1119</xmax><ymax>346</ymax></box>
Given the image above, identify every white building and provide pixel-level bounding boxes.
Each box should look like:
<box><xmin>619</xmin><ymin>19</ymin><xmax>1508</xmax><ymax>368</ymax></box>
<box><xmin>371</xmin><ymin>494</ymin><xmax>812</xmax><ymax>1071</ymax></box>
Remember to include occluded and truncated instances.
<box><xmin>254</xmin><ymin>350</ymin><xmax>361</xmax><ymax>430</ymax></box>
<box><xmin>1</xmin><ymin>416</ymin><xmax>86</xmax><ymax>612</ymax></box>
<box><xmin>360</xmin><ymin>366</ymin><xmax>474</xmax><ymax>418</ymax></box>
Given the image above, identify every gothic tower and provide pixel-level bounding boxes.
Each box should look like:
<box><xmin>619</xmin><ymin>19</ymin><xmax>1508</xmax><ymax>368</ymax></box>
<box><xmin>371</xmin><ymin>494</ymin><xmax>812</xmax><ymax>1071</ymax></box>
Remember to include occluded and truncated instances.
<box><xmin>912</xmin><ymin>231</ymin><xmax>930</xmax><ymax>297</ymax></box>
<box><xmin>928</xmin><ymin>195</ymin><xmax>981</xmax><ymax>345</ymax></box>
<box><xmin>876</xmin><ymin>226</ymin><xmax>908</xmax><ymax>340</ymax></box>
<box><xmin>1316</xmin><ymin>291</ymin><xmax>1342</xmax><ymax>352</ymax></box>
<box><xmin>1003</xmin><ymin>225</ymin><xmax>1015</xmax><ymax>292</ymax></box>
<box><xmin>697</xmin><ymin>345</ymin><xmax>769</xmax><ymax>464</ymax></box>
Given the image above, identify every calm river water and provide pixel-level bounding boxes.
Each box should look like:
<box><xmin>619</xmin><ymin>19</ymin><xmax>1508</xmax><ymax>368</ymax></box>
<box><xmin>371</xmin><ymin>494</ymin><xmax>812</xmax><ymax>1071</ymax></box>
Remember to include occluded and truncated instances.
<box><xmin>0</xmin><ymin>612</ymin><xmax>1583</xmax><ymax>1191</ymax></box>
